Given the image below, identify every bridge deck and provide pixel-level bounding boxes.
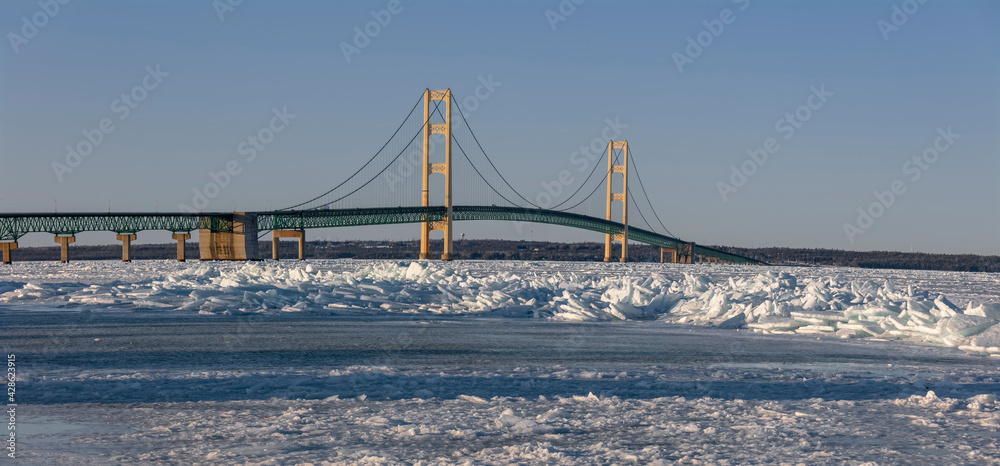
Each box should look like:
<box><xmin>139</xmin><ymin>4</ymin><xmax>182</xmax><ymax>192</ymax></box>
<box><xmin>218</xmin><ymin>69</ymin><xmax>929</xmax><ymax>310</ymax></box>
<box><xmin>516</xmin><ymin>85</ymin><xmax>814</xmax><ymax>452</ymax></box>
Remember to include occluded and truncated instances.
<box><xmin>0</xmin><ymin>207</ymin><xmax>763</xmax><ymax>264</ymax></box>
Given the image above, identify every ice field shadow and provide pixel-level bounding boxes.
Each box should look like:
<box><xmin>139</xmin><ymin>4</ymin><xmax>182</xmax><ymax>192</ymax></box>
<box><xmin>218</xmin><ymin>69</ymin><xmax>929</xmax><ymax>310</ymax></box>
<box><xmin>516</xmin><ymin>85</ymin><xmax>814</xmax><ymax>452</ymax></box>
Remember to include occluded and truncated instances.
<box><xmin>16</xmin><ymin>368</ymin><xmax>1000</xmax><ymax>405</ymax></box>
<box><xmin>5</xmin><ymin>311</ymin><xmax>998</xmax><ymax>407</ymax></box>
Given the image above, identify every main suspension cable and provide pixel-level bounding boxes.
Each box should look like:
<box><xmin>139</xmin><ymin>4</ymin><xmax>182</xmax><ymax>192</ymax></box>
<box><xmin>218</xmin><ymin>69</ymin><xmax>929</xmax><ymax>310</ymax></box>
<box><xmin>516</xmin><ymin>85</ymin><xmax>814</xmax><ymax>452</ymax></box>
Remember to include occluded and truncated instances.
<box><xmin>625</xmin><ymin>147</ymin><xmax>678</xmax><ymax>238</ymax></box>
<box><xmin>309</xmin><ymin>99</ymin><xmax>445</xmax><ymax>209</ymax></box>
<box><xmin>433</xmin><ymin>104</ymin><xmax>526</xmax><ymax>208</ymax></box>
<box><xmin>626</xmin><ymin>186</ymin><xmax>656</xmax><ymax>232</ymax></box>
<box><xmin>452</xmin><ymin>101</ymin><xmax>543</xmax><ymax>208</ymax></box>
<box><xmin>548</xmin><ymin>144</ymin><xmax>610</xmax><ymax>211</ymax></box>
<box><xmin>554</xmin><ymin>147</ymin><xmax>622</xmax><ymax>213</ymax></box>
<box><xmin>451</xmin><ymin>134</ymin><xmax>522</xmax><ymax>207</ymax></box>
<box><xmin>280</xmin><ymin>93</ymin><xmax>424</xmax><ymax>211</ymax></box>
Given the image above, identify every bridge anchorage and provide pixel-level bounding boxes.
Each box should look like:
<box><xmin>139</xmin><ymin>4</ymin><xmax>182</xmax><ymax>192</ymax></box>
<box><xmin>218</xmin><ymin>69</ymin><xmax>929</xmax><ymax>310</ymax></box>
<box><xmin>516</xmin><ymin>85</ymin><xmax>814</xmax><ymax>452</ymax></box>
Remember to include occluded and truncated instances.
<box><xmin>0</xmin><ymin>87</ymin><xmax>764</xmax><ymax>266</ymax></box>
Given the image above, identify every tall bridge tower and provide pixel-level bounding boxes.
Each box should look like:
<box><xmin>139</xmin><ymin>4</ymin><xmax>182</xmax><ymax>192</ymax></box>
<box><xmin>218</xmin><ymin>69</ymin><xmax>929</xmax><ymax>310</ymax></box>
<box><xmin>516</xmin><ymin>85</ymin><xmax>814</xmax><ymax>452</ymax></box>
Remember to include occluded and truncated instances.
<box><xmin>605</xmin><ymin>140</ymin><xmax>629</xmax><ymax>262</ymax></box>
<box><xmin>419</xmin><ymin>89</ymin><xmax>454</xmax><ymax>261</ymax></box>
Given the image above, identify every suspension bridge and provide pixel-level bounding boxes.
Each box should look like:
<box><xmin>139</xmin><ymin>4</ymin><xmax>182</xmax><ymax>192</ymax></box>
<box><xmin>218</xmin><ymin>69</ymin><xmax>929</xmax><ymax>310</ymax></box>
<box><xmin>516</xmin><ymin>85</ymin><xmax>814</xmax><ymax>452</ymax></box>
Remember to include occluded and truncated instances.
<box><xmin>0</xmin><ymin>89</ymin><xmax>763</xmax><ymax>266</ymax></box>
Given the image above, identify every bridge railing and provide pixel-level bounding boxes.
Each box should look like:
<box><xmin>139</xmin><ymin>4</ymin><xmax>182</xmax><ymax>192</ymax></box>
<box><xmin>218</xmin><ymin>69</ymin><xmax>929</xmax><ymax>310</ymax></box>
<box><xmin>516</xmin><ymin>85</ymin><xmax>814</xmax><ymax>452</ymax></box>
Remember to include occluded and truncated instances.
<box><xmin>452</xmin><ymin>205</ymin><xmax>626</xmax><ymax>236</ymax></box>
<box><xmin>0</xmin><ymin>213</ymin><xmax>233</xmax><ymax>241</ymax></box>
<box><xmin>257</xmin><ymin>206</ymin><xmax>448</xmax><ymax>232</ymax></box>
<box><xmin>0</xmin><ymin>207</ymin><xmax>763</xmax><ymax>264</ymax></box>
<box><xmin>450</xmin><ymin>206</ymin><xmax>761</xmax><ymax>264</ymax></box>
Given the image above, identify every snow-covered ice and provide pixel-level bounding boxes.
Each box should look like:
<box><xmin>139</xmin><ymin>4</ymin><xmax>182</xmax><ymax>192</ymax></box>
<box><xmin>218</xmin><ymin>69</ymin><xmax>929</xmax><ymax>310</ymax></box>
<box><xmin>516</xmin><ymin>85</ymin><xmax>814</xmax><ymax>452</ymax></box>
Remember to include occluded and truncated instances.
<box><xmin>2</xmin><ymin>259</ymin><xmax>999</xmax><ymax>463</ymax></box>
<box><xmin>3</xmin><ymin>259</ymin><xmax>999</xmax><ymax>355</ymax></box>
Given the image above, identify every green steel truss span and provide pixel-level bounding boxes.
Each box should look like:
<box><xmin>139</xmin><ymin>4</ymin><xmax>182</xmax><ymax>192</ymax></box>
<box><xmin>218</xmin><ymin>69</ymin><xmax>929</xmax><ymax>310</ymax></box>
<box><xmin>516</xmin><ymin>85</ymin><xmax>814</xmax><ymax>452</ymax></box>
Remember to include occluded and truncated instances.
<box><xmin>0</xmin><ymin>213</ymin><xmax>233</xmax><ymax>241</ymax></box>
<box><xmin>450</xmin><ymin>206</ymin><xmax>758</xmax><ymax>264</ymax></box>
<box><xmin>0</xmin><ymin>207</ymin><xmax>763</xmax><ymax>264</ymax></box>
<box><xmin>258</xmin><ymin>207</ymin><xmax>448</xmax><ymax>231</ymax></box>
<box><xmin>256</xmin><ymin>206</ymin><xmax>762</xmax><ymax>264</ymax></box>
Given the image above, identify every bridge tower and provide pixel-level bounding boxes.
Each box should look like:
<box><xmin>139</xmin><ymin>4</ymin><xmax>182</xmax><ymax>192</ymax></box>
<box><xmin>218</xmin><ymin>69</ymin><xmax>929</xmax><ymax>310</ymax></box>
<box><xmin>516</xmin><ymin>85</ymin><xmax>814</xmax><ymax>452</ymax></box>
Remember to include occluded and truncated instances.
<box><xmin>604</xmin><ymin>140</ymin><xmax>629</xmax><ymax>262</ymax></box>
<box><xmin>419</xmin><ymin>89</ymin><xmax>454</xmax><ymax>261</ymax></box>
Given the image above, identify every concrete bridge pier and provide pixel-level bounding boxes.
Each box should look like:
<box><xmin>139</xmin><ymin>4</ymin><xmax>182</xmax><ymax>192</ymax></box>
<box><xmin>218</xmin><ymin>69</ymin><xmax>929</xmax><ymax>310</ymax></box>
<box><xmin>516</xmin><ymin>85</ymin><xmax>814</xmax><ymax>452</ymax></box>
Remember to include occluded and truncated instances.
<box><xmin>172</xmin><ymin>233</ymin><xmax>191</xmax><ymax>262</ymax></box>
<box><xmin>54</xmin><ymin>235</ymin><xmax>75</xmax><ymax>263</ymax></box>
<box><xmin>116</xmin><ymin>234</ymin><xmax>136</xmax><ymax>262</ymax></box>
<box><xmin>1</xmin><ymin>242</ymin><xmax>16</xmax><ymax>265</ymax></box>
<box><xmin>198</xmin><ymin>212</ymin><xmax>260</xmax><ymax>261</ymax></box>
<box><xmin>660</xmin><ymin>248</ymin><xmax>677</xmax><ymax>264</ymax></box>
<box><xmin>272</xmin><ymin>230</ymin><xmax>305</xmax><ymax>260</ymax></box>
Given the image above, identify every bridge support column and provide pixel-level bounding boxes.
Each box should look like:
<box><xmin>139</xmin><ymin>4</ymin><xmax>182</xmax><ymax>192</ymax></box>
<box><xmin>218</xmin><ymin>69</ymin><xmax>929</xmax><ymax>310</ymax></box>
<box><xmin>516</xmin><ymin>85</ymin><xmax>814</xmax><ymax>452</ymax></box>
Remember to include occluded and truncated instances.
<box><xmin>273</xmin><ymin>230</ymin><xmax>305</xmax><ymax>260</ymax></box>
<box><xmin>116</xmin><ymin>234</ymin><xmax>136</xmax><ymax>262</ymax></box>
<box><xmin>1</xmin><ymin>242</ymin><xmax>16</xmax><ymax>265</ymax></box>
<box><xmin>199</xmin><ymin>212</ymin><xmax>260</xmax><ymax>261</ymax></box>
<box><xmin>172</xmin><ymin>233</ymin><xmax>191</xmax><ymax>262</ymax></box>
<box><xmin>604</xmin><ymin>140</ymin><xmax>629</xmax><ymax>263</ymax></box>
<box><xmin>660</xmin><ymin>248</ymin><xmax>677</xmax><ymax>264</ymax></box>
<box><xmin>54</xmin><ymin>235</ymin><xmax>75</xmax><ymax>263</ymax></box>
<box><xmin>419</xmin><ymin>88</ymin><xmax>454</xmax><ymax>261</ymax></box>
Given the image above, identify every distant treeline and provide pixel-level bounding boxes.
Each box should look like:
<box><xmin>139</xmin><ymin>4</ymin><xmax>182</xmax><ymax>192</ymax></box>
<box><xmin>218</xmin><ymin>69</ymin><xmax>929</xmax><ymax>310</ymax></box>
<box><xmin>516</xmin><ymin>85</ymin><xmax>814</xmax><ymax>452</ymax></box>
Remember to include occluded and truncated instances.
<box><xmin>5</xmin><ymin>240</ymin><xmax>997</xmax><ymax>272</ymax></box>
<box><xmin>710</xmin><ymin>246</ymin><xmax>999</xmax><ymax>273</ymax></box>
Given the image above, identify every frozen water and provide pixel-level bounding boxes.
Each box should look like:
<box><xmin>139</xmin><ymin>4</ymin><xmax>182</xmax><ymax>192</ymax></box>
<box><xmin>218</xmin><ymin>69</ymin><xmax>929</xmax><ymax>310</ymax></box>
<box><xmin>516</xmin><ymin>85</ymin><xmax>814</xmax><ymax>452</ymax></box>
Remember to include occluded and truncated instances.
<box><xmin>3</xmin><ymin>260</ymin><xmax>998</xmax><ymax>355</ymax></box>
<box><xmin>2</xmin><ymin>259</ymin><xmax>999</xmax><ymax>463</ymax></box>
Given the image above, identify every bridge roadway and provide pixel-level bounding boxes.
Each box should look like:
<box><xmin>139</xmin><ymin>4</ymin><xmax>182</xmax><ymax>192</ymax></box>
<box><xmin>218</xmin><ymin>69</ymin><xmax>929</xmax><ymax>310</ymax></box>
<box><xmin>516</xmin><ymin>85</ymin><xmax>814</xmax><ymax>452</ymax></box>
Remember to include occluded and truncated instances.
<box><xmin>0</xmin><ymin>206</ymin><xmax>763</xmax><ymax>264</ymax></box>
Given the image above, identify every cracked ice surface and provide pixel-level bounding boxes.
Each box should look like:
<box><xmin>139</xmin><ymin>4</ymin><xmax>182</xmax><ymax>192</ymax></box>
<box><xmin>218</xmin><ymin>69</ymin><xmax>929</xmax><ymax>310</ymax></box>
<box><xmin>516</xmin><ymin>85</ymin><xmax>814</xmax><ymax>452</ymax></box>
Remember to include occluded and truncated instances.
<box><xmin>2</xmin><ymin>259</ymin><xmax>999</xmax><ymax>355</ymax></box>
<box><xmin>3</xmin><ymin>259</ymin><xmax>1000</xmax><ymax>463</ymax></box>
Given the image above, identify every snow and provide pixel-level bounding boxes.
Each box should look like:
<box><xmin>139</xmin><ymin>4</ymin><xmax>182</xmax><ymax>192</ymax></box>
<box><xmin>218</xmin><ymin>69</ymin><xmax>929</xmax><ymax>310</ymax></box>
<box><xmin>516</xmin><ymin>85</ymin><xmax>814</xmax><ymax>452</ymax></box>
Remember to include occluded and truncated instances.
<box><xmin>2</xmin><ymin>259</ymin><xmax>999</xmax><ymax>463</ymax></box>
<box><xmin>3</xmin><ymin>259</ymin><xmax>999</xmax><ymax>355</ymax></box>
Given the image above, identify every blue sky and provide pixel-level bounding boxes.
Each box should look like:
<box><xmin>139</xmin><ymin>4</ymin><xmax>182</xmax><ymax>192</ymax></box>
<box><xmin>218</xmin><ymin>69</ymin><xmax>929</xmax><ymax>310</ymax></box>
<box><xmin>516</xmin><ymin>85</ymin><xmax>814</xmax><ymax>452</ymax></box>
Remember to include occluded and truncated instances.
<box><xmin>1</xmin><ymin>0</ymin><xmax>997</xmax><ymax>254</ymax></box>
